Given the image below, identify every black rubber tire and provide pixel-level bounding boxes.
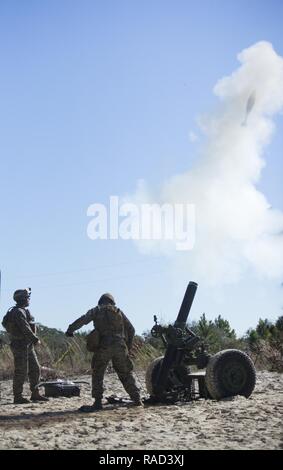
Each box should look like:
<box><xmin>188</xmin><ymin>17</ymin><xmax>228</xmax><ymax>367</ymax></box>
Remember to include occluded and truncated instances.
<box><xmin>205</xmin><ymin>349</ymin><xmax>256</xmax><ymax>400</ymax></box>
<box><xmin>145</xmin><ymin>356</ymin><xmax>191</xmax><ymax>396</ymax></box>
<box><xmin>145</xmin><ymin>356</ymin><xmax>164</xmax><ymax>395</ymax></box>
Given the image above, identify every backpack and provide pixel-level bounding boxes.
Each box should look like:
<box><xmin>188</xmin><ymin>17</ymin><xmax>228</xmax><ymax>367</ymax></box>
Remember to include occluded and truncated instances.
<box><xmin>2</xmin><ymin>308</ymin><xmax>15</xmax><ymax>334</ymax></box>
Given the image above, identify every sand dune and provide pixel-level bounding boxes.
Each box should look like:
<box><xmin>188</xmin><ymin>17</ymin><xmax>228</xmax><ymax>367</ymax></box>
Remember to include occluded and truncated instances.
<box><xmin>0</xmin><ymin>370</ymin><xmax>282</xmax><ymax>450</ymax></box>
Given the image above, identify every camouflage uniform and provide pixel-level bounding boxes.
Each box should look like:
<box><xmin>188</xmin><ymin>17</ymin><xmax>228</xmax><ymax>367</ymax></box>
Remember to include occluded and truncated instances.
<box><xmin>5</xmin><ymin>307</ymin><xmax>40</xmax><ymax>398</ymax></box>
<box><xmin>67</xmin><ymin>304</ymin><xmax>140</xmax><ymax>402</ymax></box>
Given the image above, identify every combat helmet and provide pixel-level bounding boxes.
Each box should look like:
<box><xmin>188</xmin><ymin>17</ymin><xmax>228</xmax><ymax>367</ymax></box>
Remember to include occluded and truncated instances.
<box><xmin>98</xmin><ymin>293</ymin><xmax>115</xmax><ymax>306</ymax></box>
<box><xmin>13</xmin><ymin>288</ymin><xmax>31</xmax><ymax>303</ymax></box>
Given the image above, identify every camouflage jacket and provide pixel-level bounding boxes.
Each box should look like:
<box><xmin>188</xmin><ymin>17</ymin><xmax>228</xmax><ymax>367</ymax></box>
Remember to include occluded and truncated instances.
<box><xmin>2</xmin><ymin>307</ymin><xmax>38</xmax><ymax>345</ymax></box>
<box><xmin>67</xmin><ymin>305</ymin><xmax>135</xmax><ymax>349</ymax></box>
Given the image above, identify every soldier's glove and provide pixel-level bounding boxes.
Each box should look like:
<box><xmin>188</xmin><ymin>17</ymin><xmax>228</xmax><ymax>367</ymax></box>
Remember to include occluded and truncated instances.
<box><xmin>65</xmin><ymin>330</ymin><xmax>74</xmax><ymax>337</ymax></box>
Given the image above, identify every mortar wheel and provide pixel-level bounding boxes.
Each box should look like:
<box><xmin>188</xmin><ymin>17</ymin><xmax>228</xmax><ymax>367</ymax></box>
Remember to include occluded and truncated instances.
<box><xmin>145</xmin><ymin>356</ymin><xmax>165</xmax><ymax>396</ymax></box>
<box><xmin>205</xmin><ymin>349</ymin><xmax>256</xmax><ymax>400</ymax></box>
<box><xmin>145</xmin><ymin>356</ymin><xmax>190</xmax><ymax>396</ymax></box>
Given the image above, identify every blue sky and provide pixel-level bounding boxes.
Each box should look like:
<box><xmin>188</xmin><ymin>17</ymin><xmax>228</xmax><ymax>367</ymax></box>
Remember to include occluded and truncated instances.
<box><xmin>0</xmin><ymin>0</ymin><xmax>282</xmax><ymax>336</ymax></box>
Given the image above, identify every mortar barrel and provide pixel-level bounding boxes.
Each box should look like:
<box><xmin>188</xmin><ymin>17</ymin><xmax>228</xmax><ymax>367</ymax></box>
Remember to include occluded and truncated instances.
<box><xmin>153</xmin><ymin>281</ymin><xmax>198</xmax><ymax>397</ymax></box>
<box><xmin>175</xmin><ymin>281</ymin><xmax>198</xmax><ymax>326</ymax></box>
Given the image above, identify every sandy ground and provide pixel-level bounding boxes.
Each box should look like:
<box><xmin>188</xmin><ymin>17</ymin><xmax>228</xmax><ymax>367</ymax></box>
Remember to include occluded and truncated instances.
<box><xmin>0</xmin><ymin>369</ymin><xmax>282</xmax><ymax>450</ymax></box>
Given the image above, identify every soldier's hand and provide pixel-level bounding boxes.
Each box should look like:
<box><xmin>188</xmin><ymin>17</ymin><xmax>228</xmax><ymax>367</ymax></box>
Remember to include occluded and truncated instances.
<box><xmin>128</xmin><ymin>346</ymin><xmax>135</xmax><ymax>359</ymax></box>
<box><xmin>65</xmin><ymin>330</ymin><xmax>74</xmax><ymax>337</ymax></box>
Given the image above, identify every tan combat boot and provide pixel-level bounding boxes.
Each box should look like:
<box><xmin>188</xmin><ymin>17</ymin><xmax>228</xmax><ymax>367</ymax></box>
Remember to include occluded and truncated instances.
<box><xmin>92</xmin><ymin>398</ymin><xmax>103</xmax><ymax>410</ymax></box>
<box><xmin>31</xmin><ymin>390</ymin><xmax>49</xmax><ymax>402</ymax></box>
<box><xmin>14</xmin><ymin>396</ymin><xmax>30</xmax><ymax>404</ymax></box>
<box><xmin>131</xmin><ymin>395</ymin><xmax>144</xmax><ymax>407</ymax></box>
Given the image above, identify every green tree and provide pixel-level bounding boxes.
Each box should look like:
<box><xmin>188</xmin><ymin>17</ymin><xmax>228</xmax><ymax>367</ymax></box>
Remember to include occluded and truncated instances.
<box><xmin>255</xmin><ymin>318</ymin><xmax>273</xmax><ymax>340</ymax></box>
<box><xmin>245</xmin><ymin>316</ymin><xmax>283</xmax><ymax>372</ymax></box>
<box><xmin>275</xmin><ymin>316</ymin><xmax>283</xmax><ymax>332</ymax></box>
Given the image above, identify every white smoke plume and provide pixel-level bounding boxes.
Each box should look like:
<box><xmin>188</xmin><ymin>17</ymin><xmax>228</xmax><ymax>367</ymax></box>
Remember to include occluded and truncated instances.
<box><xmin>129</xmin><ymin>41</ymin><xmax>283</xmax><ymax>284</ymax></box>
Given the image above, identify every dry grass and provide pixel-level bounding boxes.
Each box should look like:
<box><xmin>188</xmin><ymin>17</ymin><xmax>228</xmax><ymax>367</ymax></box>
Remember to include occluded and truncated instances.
<box><xmin>0</xmin><ymin>335</ymin><xmax>160</xmax><ymax>381</ymax></box>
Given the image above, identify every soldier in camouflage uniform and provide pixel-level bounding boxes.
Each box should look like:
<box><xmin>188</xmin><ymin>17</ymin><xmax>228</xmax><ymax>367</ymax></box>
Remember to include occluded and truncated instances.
<box><xmin>2</xmin><ymin>289</ymin><xmax>48</xmax><ymax>404</ymax></box>
<box><xmin>66</xmin><ymin>293</ymin><xmax>142</xmax><ymax>411</ymax></box>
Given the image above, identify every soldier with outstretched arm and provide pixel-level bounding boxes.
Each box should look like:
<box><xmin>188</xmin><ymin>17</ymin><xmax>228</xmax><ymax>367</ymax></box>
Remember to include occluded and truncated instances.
<box><xmin>65</xmin><ymin>293</ymin><xmax>142</xmax><ymax>411</ymax></box>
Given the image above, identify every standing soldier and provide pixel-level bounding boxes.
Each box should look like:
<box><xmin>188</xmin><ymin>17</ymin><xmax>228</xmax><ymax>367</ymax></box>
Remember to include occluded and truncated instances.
<box><xmin>1</xmin><ymin>289</ymin><xmax>48</xmax><ymax>404</ymax></box>
<box><xmin>65</xmin><ymin>293</ymin><xmax>142</xmax><ymax>411</ymax></box>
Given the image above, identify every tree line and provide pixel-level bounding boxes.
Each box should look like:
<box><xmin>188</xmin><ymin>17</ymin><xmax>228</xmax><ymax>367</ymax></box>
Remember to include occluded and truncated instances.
<box><xmin>0</xmin><ymin>314</ymin><xmax>282</xmax><ymax>380</ymax></box>
<box><xmin>142</xmin><ymin>313</ymin><xmax>283</xmax><ymax>372</ymax></box>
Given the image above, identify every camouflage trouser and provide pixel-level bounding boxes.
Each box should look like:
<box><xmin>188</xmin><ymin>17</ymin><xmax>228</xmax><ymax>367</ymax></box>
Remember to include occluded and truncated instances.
<box><xmin>91</xmin><ymin>341</ymin><xmax>140</xmax><ymax>401</ymax></box>
<box><xmin>10</xmin><ymin>340</ymin><xmax>40</xmax><ymax>398</ymax></box>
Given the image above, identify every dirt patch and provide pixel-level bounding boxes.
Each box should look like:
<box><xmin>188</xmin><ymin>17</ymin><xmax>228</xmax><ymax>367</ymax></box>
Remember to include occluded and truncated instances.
<box><xmin>0</xmin><ymin>370</ymin><xmax>282</xmax><ymax>450</ymax></box>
